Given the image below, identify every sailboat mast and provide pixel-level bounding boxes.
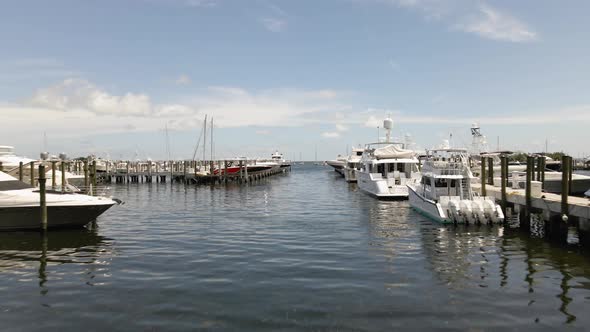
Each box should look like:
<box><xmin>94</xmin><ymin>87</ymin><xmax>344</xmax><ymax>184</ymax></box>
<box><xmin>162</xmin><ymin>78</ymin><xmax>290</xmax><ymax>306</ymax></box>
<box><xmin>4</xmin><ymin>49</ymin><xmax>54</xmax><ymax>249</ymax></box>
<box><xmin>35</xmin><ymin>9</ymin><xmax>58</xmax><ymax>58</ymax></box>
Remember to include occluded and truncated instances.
<box><xmin>210</xmin><ymin>117</ymin><xmax>214</xmax><ymax>161</ymax></box>
<box><xmin>203</xmin><ymin>115</ymin><xmax>207</xmax><ymax>162</ymax></box>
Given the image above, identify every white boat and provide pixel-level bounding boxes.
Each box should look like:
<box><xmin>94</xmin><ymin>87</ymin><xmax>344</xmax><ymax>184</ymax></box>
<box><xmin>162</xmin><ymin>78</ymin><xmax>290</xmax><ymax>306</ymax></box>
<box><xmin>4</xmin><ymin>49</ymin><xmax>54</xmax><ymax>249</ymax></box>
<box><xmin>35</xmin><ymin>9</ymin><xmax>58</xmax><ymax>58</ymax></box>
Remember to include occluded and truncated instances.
<box><xmin>257</xmin><ymin>151</ymin><xmax>291</xmax><ymax>169</ymax></box>
<box><xmin>407</xmin><ymin>148</ymin><xmax>504</xmax><ymax>224</ymax></box>
<box><xmin>356</xmin><ymin>117</ymin><xmax>420</xmax><ymax>199</ymax></box>
<box><xmin>326</xmin><ymin>156</ymin><xmax>347</xmax><ymax>176</ymax></box>
<box><xmin>0</xmin><ymin>146</ymin><xmax>36</xmax><ymax>170</ymax></box>
<box><xmin>343</xmin><ymin>148</ymin><xmax>364</xmax><ymax>183</ymax></box>
<box><xmin>585</xmin><ymin>189</ymin><xmax>590</xmax><ymax>197</ymax></box>
<box><xmin>357</xmin><ymin>143</ymin><xmax>420</xmax><ymax>199</ymax></box>
<box><xmin>0</xmin><ymin>171</ymin><xmax>116</xmax><ymax>230</ymax></box>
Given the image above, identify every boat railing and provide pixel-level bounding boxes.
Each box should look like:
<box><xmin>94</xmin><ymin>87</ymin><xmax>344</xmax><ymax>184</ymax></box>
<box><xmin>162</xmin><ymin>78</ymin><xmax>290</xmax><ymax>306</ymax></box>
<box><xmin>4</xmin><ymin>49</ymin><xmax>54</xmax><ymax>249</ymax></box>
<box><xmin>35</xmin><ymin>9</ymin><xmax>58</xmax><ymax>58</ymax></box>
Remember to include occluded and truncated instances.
<box><xmin>421</xmin><ymin>161</ymin><xmax>467</xmax><ymax>176</ymax></box>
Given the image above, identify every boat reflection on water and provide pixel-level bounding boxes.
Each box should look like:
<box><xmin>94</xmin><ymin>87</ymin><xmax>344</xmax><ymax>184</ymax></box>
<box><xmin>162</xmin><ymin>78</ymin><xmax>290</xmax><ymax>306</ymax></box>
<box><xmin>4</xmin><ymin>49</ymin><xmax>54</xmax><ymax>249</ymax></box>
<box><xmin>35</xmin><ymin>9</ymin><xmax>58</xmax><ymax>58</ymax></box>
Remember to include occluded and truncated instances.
<box><xmin>416</xmin><ymin>218</ymin><xmax>588</xmax><ymax>324</ymax></box>
<box><xmin>0</xmin><ymin>228</ymin><xmax>113</xmax><ymax>292</ymax></box>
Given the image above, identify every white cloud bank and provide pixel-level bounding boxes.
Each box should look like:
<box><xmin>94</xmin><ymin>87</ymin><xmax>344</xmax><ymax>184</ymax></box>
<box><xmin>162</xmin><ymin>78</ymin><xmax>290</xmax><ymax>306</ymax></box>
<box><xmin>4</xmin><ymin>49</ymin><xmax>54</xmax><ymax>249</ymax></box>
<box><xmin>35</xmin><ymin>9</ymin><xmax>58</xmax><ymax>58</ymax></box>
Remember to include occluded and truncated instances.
<box><xmin>1</xmin><ymin>78</ymin><xmax>347</xmax><ymax>139</ymax></box>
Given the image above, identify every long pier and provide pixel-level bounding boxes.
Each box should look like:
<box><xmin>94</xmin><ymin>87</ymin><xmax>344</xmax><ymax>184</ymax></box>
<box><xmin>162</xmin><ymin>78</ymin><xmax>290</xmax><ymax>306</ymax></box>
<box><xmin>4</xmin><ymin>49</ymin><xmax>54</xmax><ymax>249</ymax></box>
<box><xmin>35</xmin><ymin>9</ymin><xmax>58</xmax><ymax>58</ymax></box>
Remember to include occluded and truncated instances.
<box><xmin>0</xmin><ymin>159</ymin><xmax>291</xmax><ymax>190</ymax></box>
<box><xmin>102</xmin><ymin>159</ymin><xmax>290</xmax><ymax>185</ymax></box>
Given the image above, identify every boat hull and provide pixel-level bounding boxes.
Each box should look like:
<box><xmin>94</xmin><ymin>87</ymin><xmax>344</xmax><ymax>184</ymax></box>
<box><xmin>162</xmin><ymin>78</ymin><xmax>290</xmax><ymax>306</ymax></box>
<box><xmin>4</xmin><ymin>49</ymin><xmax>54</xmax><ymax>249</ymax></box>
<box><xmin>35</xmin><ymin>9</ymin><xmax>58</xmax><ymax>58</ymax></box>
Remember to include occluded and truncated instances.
<box><xmin>0</xmin><ymin>204</ymin><xmax>114</xmax><ymax>231</ymax></box>
<box><xmin>407</xmin><ymin>185</ymin><xmax>450</xmax><ymax>223</ymax></box>
<box><xmin>344</xmin><ymin>168</ymin><xmax>357</xmax><ymax>183</ymax></box>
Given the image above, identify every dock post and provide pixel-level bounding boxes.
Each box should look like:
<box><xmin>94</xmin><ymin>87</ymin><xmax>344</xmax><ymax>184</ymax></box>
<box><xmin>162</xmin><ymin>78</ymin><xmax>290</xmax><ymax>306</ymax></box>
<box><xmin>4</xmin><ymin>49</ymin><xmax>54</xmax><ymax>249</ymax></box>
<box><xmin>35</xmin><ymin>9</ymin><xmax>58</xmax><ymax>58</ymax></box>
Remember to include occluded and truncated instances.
<box><xmin>126</xmin><ymin>161</ymin><xmax>130</xmax><ymax>183</ymax></box>
<box><xmin>522</xmin><ymin>155</ymin><xmax>534</xmax><ymax>230</ymax></box>
<box><xmin>223</xmin><ymin>161</ymin><xmax>228</xmax><ymax>183</ymax></box>
<box><xmin>244</xmin><ymin>159</ymin><xmax>249</xmax><ymax>183</ymax></box>
<box><xmin>239</xmin><ymin>160</ymin><xmax>243</xmax><ymax>182</ymax></box>
<box><xmin>487</xmin><ymin>157</ymin><xmax>494</xmax><ymax>185</ymax></box>
<box><xmin>480</xmin><ymin>157</ymin><xmax>486</xmax><ymax>196</ymax></box>
<box><xmin>39</xmin><ymin>165</ymin><xmax>48</xmax><ymax>232</ymax></box>
<box><xmin>540</xmin><ymin>156</ymin><xmax>545</xmax><ymax>189</ymax></box>
<box><xmin>92</xmin><ymin>160</ymin><xmax>97</xmax><ymax>195</ymax></box>
<box><xmin>183</xmin><ymin>160</ymin><xmax>187</xmax><ymax>184</ymax></box>
<box><xmin>561</xmin><ymin>155</ymin><xmax>570</xmax><ymax>217</ymax></box>
<box><xmin>0</xmin><ymin>161</ymin><xmax>2</xmax><ymax>172</ymax></box>
<box><xmin>170</xmin><ymin>160</ymin><xmax>173</xmax><ymax>184</ymax></box>
<box><xmin>61</xmin><ymin>161</ymin><xmax>66</xmax><ymax>193</ymax></box>
<box><xmin>209</xmin><ymin>161</ymin><xmax>214</xmax><ymax>184</ymax></box>
<box><xmin>500</xmin><ymin>156</ymin><xmax>507</xmax><ymax>216</ymax></box>
<box><xmin>30</xmin><ymin>161</ymin><xmax>35</xmax><ymax>187</ymax></box>
<box><xmin>84</xmin><ymin>160</ymin><xmax>89</xmax><ymax>193</ymax></box>
<box><xmin>568</xmin><ymin>156</ymin><xmax>573</xmax><ymax>195</ymax></box>
<box><xmin>19</xmin><ymin>161</ymin><xmax>23</xmax><ymax>181</ymax></box>
<box><xmin>51</xmin><ymin>161</ymin><xmax>57</xmax><ymax>189</ymax></box>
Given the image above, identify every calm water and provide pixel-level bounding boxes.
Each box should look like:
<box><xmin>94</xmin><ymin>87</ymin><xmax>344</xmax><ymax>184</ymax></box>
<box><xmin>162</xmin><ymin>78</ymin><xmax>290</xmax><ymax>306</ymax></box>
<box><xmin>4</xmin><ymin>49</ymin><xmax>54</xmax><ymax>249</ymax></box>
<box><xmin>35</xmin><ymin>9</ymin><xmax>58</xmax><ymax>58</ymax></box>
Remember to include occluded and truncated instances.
<box><xmin>2</xmin><ymin>165</ymin><xmax>590</xmax><ymax>331</ymax></box>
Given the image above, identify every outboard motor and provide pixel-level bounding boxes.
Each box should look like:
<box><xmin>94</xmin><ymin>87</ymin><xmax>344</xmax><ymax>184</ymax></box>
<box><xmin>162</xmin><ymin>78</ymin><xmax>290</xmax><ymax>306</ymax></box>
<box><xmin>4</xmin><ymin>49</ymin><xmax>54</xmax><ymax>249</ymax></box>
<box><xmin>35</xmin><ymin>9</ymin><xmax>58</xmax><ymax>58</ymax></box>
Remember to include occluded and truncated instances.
<box><xmin>471</xmin><ymin>200</ymin><xmax>486</xmax><ymax>224</ymax></box>
<box><xmin>460</xmin><ymin>200</ymin><xmax>475</xmax><ymax>224</ymax></box>
<box><xmin>481</xmin><ymin>198</ymin><xmax>496</xmax><ymax>224</ymax></box>
<box><xmin>449</xmin><ymin>200</ymin><xmax>461</xmax><ymax>223</ymax></box>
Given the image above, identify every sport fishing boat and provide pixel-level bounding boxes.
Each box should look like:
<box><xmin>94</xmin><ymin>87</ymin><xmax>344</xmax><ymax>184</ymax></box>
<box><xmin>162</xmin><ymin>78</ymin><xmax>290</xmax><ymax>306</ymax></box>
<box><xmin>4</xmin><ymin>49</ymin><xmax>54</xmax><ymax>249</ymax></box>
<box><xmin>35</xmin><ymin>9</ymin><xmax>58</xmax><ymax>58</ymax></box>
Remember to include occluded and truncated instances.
<box><xmin>256</xmin><ymin>151</ymin><xmax>291</xmax><ymax>169</ymax></box>
<box><xmin>0</xmin><ymin>171</ymin><xmax>117</xmax><ymax>230</ymax></box>
<box><xmin>407</xmin><ymin>148</ymin><xmax>504</xmax><ymax>224</ymax></box>
<box><xmin>343</xmin><ymin>147</ymin><xmax>364</xmax><ymax>183</ymax></box>
<box><xmin>356</xmin><ymin>117</ymin><xmax>420</xmax><ymax>199</ymax></box>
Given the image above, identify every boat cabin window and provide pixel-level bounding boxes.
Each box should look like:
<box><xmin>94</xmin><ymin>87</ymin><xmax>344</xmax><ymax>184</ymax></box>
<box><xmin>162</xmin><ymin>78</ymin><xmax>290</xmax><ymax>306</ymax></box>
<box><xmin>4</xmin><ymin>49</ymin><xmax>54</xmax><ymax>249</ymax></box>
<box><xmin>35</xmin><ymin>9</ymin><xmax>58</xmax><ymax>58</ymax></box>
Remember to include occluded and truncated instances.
<box><xmin>422</xmin><ymin>176</ymin><xmax>431</xmax><ymax>186</ymax></box>
<box><xmin>435</xmin><ymin>178</ymin><xmax>448</xmax><ymax>188</ymax></box>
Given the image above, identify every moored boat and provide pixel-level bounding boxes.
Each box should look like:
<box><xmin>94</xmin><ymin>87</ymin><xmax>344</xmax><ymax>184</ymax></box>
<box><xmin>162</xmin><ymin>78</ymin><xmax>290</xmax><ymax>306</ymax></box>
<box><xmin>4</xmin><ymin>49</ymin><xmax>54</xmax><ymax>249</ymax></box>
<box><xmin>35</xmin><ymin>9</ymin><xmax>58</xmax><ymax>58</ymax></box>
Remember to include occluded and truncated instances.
<box><xmin>407</xmin><ymin>148</ymin><xmax>504</xmax><ymax>224</ymax></box>
<box><xmin>343</xmin><ymin>148</ymin><xmax>364</xmax><ymax>183</ymax></box>
<box><xmin>0</xmin><ymin>171</ymin><xmax>117</xmax><ymax>231</ymax></box>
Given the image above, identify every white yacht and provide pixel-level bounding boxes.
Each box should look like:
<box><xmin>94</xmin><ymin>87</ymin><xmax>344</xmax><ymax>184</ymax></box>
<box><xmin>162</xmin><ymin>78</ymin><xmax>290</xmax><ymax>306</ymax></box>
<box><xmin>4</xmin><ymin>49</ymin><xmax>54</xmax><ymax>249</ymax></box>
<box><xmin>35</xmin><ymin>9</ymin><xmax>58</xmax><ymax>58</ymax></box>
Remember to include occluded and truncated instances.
<box><xmin>343</xmin><ymin>148</ymin><xmax>364</xmax><ymax>183</ymax></box>
<box><xmin>0</xmin><ymin>146</ymin><xmax>36</xmax><ymax>169</ymax></box>
<box><xmin>407</xmin><ymin>148</ymin><xmax>504</xmax><ymax>224</ymax></box>
<box><xmin>356</xmin><ymin>117</ymin><xmax>419</xmax><ymax>199</ymax></box>
<box><xmin>326</xmin><ymin>156</ymin><xmax>347</xmax><ymax>176</ymax></box>
<box><xmin>357</xmin><ymin>142</ymin><xmax>420</xmax><ymax>199</ymax></box>
<box><xmin>0</xmin><ymin>171</ymin><xmax>117</xmax><ymax>230</ymax></box>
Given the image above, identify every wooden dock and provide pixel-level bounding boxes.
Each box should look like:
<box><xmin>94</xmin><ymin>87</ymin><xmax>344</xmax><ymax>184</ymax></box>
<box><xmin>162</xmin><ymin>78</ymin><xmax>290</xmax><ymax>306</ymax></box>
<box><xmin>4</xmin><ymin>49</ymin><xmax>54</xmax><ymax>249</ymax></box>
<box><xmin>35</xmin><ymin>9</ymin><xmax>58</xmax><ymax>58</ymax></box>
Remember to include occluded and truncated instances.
<box><xmin>475</xmin><ymin>155</ymin><xmax>590</xmax><ymax>246</ymax></box>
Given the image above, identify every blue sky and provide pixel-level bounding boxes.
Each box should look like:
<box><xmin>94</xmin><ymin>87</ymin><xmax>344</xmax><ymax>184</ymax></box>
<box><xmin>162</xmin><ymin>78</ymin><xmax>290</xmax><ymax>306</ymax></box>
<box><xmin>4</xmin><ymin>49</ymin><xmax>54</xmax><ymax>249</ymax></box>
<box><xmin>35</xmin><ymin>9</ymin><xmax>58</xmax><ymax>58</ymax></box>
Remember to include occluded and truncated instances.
<box><xmin>1</xmin><ymin>0</ymin><xmax>589</xmax><ymax>160</ymax></box>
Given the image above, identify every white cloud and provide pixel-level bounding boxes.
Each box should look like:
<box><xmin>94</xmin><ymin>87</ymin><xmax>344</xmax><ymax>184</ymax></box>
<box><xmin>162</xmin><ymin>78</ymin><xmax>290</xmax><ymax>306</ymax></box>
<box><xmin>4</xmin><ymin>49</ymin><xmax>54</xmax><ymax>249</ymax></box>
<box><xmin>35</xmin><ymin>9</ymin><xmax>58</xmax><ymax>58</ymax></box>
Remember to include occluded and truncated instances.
<box><xmin>456</xmin><ymin>4</ymin><xmax>537</xmax><ymax>42</ymax></box>
<box><xmin>255</xmin><ymin>130</ymin><xmax>271</xmax><ymax>135</ymax></box>
<box><xmin>175</xmin><ymin>74</ymin><xmax>191</xmax><ymax>85</ymax></box>
<box><xmin>185</xmin><ymin>0</ymin><xmax>217</xmax><ymax>7</ymax></box>
<box><xmin>0</xmin><ymin>78</ymin><xmax>348</xmax><ymax>141</ymax></box>
<box><xmin>369</xmin><ymin>0</ymin><xmax>537</xmax><ymax>43</ymax></box>
<box><xmin>364</xmin><ymin>115</ymin><xmax>383</xmax><ymax>128</ymax></box>
<box><xmin>261</xmin><ymin>17</ymin><xmax>287</xmax><ymax>32</ymax></box>
<box><xmin>29</xmin><ymin>78</ymin><xmax>152</xmax><ymax>116</ymax></box>
<box><xmin>321</xmin><ymin>132</ymin><xmax>340</xmax><ymax>138</ymax></box>
<box><xmin>335</xmin><ymin>123</ymin><xmax>348</xmax><ymax>131</ymax></box>
<box><xmin>388</xmin><ymin>59</ymin><xmax>400</xmax><ymax>71</ymax></box>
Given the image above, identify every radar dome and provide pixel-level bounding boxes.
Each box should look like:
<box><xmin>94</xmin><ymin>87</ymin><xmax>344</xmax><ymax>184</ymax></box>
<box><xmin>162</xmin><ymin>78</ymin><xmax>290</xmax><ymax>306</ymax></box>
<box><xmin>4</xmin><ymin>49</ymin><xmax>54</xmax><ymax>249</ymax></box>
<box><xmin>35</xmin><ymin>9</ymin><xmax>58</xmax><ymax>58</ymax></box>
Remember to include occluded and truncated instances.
<box><xmin>383</xmin><ymin>118</ymin><xmax>393</xmax><ymax>130</ymax></box>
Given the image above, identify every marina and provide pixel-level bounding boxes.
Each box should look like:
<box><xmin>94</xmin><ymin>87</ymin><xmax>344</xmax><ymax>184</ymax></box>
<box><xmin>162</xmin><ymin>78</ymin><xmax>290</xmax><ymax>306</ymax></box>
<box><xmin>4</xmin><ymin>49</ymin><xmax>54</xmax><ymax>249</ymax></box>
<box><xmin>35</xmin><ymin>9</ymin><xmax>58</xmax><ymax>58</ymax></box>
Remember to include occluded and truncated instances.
<box><xmin>2</xmin><ymin>164</ymin><xmax>590</xmax><ymax>330</ymax></box>
<box><xmin>2</xmin><ymin>1</ymin><xmax>590</xmax><ymax>329</ymax></box>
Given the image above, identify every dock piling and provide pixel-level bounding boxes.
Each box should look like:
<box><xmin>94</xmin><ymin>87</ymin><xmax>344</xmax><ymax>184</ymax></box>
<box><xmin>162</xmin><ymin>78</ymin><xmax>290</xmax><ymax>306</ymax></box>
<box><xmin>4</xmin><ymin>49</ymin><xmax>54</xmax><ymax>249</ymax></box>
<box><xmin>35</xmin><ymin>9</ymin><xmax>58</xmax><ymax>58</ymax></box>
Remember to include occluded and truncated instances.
<box><xmin>480</xmin><ymin>157</ymin><xmax>486</xmax><ymax>196</ymax></box>
<box><xmin>39</xmin><ymin>165</ymin><xmax>48</xmax><ymax>231</ymax></box>
<box><xmin>19</xmin><ymin>161</ymin><xmax>23</xmax><ymax>181</ymax></box>
<box><xmin>51</xmin><ymin>161</ymin><xmax>56</xmax><ymax>189</ymax></box>
<box><xmin>29</xmin><ymin>161</ymin><xmax>35</xmax><ymax>187</ymax></box>
<box><xmin>500</xmin><ymin>156</ymin><xmax>508</xmax><ymax>215</ymax></box>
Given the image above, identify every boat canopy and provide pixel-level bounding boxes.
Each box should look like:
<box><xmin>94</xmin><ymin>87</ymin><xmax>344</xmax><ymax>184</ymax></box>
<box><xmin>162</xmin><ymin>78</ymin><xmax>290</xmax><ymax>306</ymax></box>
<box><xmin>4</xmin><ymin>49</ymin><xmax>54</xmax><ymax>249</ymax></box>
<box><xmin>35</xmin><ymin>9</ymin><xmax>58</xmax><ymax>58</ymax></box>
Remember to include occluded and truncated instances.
<box><xmin>0</xmin><ymin>171</ymin><xmax>33</xmax><ymax>191</ymax></box>
<box><xmin>374</xmin><ymin>144</ymin><xmax>415</xmax><ymax>160</ymax></box>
